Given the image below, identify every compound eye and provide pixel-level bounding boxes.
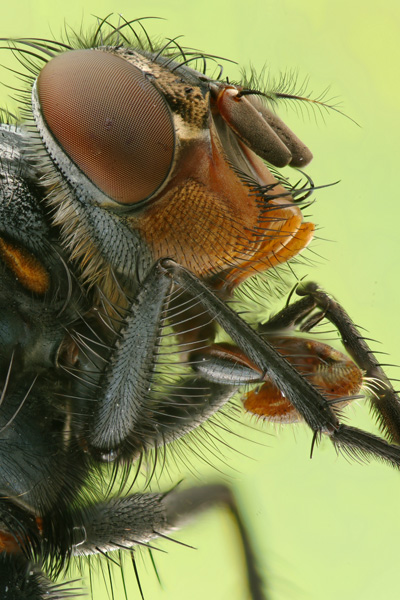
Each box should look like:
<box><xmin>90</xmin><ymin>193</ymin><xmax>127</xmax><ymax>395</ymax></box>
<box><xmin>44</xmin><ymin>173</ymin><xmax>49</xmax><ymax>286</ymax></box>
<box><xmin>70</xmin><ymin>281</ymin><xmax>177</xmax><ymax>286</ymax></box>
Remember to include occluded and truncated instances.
<box><xmin>36</xmin><ymin>49</ymin><xmax>175</xmax><ymax>205</ymax></box>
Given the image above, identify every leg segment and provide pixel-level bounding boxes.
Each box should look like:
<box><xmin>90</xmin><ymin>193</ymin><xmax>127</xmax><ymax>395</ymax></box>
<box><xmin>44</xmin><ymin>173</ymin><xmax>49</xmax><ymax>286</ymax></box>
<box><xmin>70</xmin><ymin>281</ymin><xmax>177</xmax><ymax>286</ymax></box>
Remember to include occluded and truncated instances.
<box><xmin>86</xmin><ymin>257</ymin><xmax>400</xmax><ymax>468</ymax></box>
<box><xmin>159</xmin><ymin>260</ymin><xmax>400</xmax><ymax>467</ymax></box>
<box><xmin>87</xmin><ymin>260</ymin><xmax>337</xmax><ymax>461</ymax></box>
<box><xmin>86</xmin><ymin>260</ymin><xmax>240</xmax><ymax>460</ymax></box>
<box><xmin>296</xmin><ymin>282</ymin><xmax>400</xmax><ymax>444</ymax></box>
<box><xmin>71</xmin><ymin>484</ymin><xmax>267</xmax><ymax>600</ymax></box>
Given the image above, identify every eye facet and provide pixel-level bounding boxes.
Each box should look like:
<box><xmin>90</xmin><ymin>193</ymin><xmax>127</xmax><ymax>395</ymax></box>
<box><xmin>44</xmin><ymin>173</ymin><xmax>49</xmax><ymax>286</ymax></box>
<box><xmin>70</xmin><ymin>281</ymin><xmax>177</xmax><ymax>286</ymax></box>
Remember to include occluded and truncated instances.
<box><xmin>36</xmin><ymin>49</ymin><xmax>175</xmax><ymax>205</ymax></box>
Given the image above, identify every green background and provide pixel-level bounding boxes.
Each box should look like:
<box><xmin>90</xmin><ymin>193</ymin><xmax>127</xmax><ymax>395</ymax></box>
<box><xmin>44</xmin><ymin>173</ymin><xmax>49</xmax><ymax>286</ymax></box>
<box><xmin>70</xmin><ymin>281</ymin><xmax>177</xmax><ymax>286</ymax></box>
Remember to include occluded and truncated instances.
<box><xmin>1</xmin><ymin>1</ymin><xmax>400</xmax><ymax>599</ymax></box>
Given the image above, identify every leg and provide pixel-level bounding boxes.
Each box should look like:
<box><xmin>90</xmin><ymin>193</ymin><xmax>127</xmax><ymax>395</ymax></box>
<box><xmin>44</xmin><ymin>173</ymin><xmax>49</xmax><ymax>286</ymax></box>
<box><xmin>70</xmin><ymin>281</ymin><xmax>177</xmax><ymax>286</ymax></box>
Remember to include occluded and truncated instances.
<box><xmin>70</xmin><ymin>484</ymin><xmax>267</xmax><ymax>600</ymax></box>
<box><xmin>84</xmin><ymin>263</ymin><xmax>241</xmax><ymax>461</ymax></box>
<box><xmin>296</xmin><ymin>282</ymin><xmax>400</xmax><ymax>444</ymax></box>
<box><xmin>84</xmin><ymin>257</ymin><xmax>400</xmax><ymax>468</ymax></box>
<box><xmin>159</xmin><ymin>260</ymin><xmax>400</xmax><ymax>467</ymax></box>
<box><xmin>86</xmin><ymin>260</ymin><xmax>338</xmax><ymax>460</ymax></box>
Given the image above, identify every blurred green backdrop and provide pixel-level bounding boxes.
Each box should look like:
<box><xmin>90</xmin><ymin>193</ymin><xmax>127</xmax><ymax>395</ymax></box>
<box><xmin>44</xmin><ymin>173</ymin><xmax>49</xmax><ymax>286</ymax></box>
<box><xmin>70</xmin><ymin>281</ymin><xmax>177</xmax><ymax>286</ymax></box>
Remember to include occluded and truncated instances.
<box><xmin>1</xmin><ymin>1</ymin><xmax>400</xmax><ymax>599</ymax></box>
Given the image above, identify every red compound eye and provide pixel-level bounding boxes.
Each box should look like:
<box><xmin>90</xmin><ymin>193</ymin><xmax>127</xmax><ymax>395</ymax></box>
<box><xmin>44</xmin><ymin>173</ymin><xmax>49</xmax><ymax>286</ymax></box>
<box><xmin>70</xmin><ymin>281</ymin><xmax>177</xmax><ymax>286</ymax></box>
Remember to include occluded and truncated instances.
<box><xmin>37</xmin><ymin>49</ymin><xmax>175</xmax><ymax>205</ymax></box>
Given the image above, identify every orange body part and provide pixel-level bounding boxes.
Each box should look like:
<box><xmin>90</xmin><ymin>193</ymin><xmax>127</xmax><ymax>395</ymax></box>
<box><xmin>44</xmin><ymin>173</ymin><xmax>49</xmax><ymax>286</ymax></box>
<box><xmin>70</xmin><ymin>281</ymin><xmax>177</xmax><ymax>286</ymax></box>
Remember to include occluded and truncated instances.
<box><xmin>243</xmin><ymin>336</ymin><xmax>363</xmax><ymax>423</ymax></box>
<box><xmin>134</xmin><ymin>115</ymin><xmax>314</xmax><ymax>293</ymax></box>
<box><xmin>0</xmin><ymin>237</ymin><xmax>49</xmax><ymax>294</ymax></box>
<box><xmin>0</xmin><ymin>531</ymin><xmax>20</xmax><ymax>554</ymax></box>
<box><xmin>0</xmin><ymin>517</ymin><xmax>42</xmax><ymax>555</ymax></box>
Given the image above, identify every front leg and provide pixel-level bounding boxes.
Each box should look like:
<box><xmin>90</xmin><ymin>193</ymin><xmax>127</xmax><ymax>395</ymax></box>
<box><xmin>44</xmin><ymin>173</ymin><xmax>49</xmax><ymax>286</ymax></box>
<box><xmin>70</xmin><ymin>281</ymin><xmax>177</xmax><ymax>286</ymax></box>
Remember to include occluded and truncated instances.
<box><xmin>86</xmin><ymin>259</ymin><xmax>337</xmax><ymax>462</ymax></box>
<box><xmin>86</xmin><ymin>273</ymin><xmax>321</xmax><ymax>461</ymax></box>
<box><xmin>82</xmin><ymin>259</ymin><xmax>400</xmax><ymax>469</ymax></box>
<box><xmin>160</xmin><ymin>260</ymin><xmax>400</xmax><ymax>466</ymax></box>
